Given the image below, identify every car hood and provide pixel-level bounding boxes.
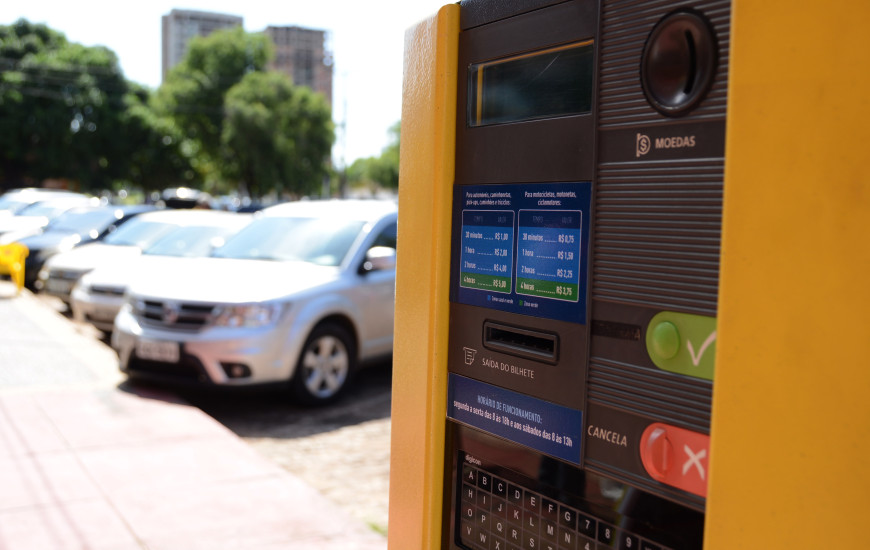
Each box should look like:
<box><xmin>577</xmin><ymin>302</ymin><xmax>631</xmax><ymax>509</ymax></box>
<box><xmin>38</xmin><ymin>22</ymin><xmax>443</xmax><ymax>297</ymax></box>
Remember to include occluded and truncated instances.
<box><xmin>0</xmin><ymin>216</ymin><xmax>48</xmax><ymax>233</ymax></box>
<box><xmin>45</xmin><ymin>243</ymin><xmax>142</xmax><ymax>272</ymax></box>
<box><xmin>111</xmin><ymin>256</ymin><xmax>341</xmax><ymax>303</ymax></box>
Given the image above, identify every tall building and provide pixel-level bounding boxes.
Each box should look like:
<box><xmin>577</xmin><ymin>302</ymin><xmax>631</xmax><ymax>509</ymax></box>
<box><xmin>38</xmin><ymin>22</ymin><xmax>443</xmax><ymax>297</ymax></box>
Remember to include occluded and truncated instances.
<box><xmin>265</xmin><ymin>26</ymin><xmax>333</xmax><ymax>107</ymax></box>
<box><xmin>161</xmin><ymin>9</ymin><xmax>243</xmax><ymax>81</ymax></box>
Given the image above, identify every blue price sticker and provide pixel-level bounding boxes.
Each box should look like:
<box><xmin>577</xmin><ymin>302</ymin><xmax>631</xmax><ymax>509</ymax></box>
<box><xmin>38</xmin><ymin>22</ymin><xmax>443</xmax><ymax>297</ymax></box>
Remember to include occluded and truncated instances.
<box><xmin>452</xmin><ymin>182</ymin><xmax>591</xmax><ymax>324</ymax></box>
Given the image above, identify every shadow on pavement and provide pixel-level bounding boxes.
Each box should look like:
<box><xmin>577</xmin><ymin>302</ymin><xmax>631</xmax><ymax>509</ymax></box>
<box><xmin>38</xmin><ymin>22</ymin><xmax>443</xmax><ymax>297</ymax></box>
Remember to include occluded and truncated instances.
<box><xmin>31</xmin><ymin>290</ymin><xmax>393</xmax><ymax>441</ymax></box>
<box><xmin>117</xmin><ymin>359</ymin><xmax>393</xmax><ymax>441</ymax></box>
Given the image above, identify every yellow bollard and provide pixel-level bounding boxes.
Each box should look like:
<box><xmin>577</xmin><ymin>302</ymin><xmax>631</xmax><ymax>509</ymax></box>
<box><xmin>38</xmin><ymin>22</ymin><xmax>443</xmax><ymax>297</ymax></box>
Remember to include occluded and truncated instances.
<box><xmin>0</xmin><ymin>242</ymin><xmax>29</xmax><ymax>293</ymax></box>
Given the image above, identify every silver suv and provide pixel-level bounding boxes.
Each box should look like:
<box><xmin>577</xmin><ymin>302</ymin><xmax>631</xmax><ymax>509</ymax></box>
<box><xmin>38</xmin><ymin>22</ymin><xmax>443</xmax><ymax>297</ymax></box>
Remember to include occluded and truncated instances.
<box><xmin>112</xmin><ymin>199</ymin><xmax>398</xmax><ymax>404</ymax></box>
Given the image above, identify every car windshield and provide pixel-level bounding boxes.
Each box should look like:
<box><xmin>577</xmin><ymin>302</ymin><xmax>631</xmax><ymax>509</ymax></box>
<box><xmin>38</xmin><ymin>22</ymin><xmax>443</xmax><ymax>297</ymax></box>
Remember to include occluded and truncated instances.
<box><xmin>0</xmin><ymin>198</ymin><xmax>31</xmax><ymax>214</ymax></box>
<box><xmin>17</xmin><ymin>201</ymin><xmax>82</xmax><ymax>219</ymax></box>
<box><xmin>102</xmin><ymin>219</ymin><xmax>179</xmax><ymax>248</ymax></box>
<box><xmin>45</xmin><ymin>208</ymin><xmax>118</xmax><ymax>235</ymax></box>
<box><xmin>143</xmin><ymin>224</ymin><xmax>243</xmax><ymax>258</ymax></box>
<box><xmin>213</xmin><ymin>216</ymin><xmax>366</xmax><ymax>266</ymax></box>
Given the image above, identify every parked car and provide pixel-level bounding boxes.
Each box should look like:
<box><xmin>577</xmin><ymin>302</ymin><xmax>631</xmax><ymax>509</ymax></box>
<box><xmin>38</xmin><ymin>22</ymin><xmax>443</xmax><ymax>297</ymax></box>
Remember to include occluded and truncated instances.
<box><xmin>0</xmin><ymin>188</ymin><xmax>92</xmax><ymax>216</ymax></box>
<box><xmin>71</xmin><ymin>210</ymin><xmax>251</xmax><ymax>334</ymax></box>
<box><xmin>112</xmin><ymin>199</ymin><xmax>398</xmax><ymax>404</ymax></box>
<box><xmin>156</xmin><ymin>187</ymin><xmax>212</xmax><ymax>209</ymax></box>
<box><xmin>41</xmin><ymin>209</ymin><xmax>243</xmax><ymax>305</ymax></box>
<box><xmin>19</xmin><ymin>204</ymin><xmax>156</xmax><ymax>290</ymax></box>
<box><xmin>0</xmin><ymin>194</ymin><xmax>100</xmax><ymax>243</ymax></box>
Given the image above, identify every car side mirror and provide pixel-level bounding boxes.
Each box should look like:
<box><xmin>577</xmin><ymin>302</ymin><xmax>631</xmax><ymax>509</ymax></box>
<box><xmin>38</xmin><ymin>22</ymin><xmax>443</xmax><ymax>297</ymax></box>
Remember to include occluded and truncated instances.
<box><xmin>208</xmin><ymin>236</ymin><xmax>226</xmax><ymax>252</ymax></box>
<box><xmin>360</xmin><ymin>246</ymin><xmax>396</xmax><ymax>274</ymax></box>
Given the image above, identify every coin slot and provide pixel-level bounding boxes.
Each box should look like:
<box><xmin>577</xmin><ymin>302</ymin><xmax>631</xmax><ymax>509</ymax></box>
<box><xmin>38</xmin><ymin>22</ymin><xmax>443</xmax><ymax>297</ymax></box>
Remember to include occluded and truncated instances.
<box><xmin>684</xmin><ymin>30</ymin><xmax>697</xmax><ymax>95</ymax></box>
<box><xmin>483</xmin><ymin>321</ymin><xmax>559</xmax><ymax>364</ymax></box>
<box><xmin>641</xmin><ymin>10</ymin><xmax>717</xmax><ymax>116</ymax></box>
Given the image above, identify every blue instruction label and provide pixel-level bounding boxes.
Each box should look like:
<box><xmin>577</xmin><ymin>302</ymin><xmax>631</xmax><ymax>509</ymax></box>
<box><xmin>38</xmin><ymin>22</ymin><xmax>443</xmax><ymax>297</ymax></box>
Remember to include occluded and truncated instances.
<box><xmin>447</xmin><ymin>374</ymin><xmax>582</xmax><ymax>465</ymax></box>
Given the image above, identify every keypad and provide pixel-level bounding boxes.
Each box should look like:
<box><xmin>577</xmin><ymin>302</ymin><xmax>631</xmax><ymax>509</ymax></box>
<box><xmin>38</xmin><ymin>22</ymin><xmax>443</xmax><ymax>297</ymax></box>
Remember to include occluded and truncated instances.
<box><xmin>458</xmin><ymin>461</ymin><xmax>669</xmax><ymax>550</ymax></box>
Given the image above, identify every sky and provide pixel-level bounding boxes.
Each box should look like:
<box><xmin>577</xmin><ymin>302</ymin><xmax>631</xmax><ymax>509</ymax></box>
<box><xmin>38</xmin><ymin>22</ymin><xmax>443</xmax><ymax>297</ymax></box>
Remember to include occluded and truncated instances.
<box><xmin>0</xmin><ymin>0</ymin><xmax>450</xmax><ymax>166</ymax></box>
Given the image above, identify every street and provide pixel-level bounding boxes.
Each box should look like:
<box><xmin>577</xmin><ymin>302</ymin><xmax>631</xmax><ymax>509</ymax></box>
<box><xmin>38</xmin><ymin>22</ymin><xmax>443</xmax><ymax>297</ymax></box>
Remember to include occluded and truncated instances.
<box><xmin>1</xmin><ymin>284</ymin><xmax>393</xmax><ymax>534</ymax></box>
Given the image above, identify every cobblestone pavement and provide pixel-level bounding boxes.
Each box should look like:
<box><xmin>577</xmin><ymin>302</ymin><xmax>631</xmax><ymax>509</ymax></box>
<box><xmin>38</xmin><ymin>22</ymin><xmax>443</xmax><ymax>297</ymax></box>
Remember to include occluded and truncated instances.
<box><xmin>11</xmin><ymin>288</ymin><xmax>394</xmax><ymax>535</ymax></box>
<box><xmin>245</xmin><ymin>416</ymin><xmax>392</xmax><ymax>531</ymax></box>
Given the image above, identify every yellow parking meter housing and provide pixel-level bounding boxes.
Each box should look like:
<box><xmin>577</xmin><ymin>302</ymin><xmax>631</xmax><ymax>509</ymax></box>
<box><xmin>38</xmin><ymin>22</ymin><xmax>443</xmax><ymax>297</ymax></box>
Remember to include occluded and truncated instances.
<box><xmin>390</xmin><ymin>1</ymin><xmax>870</xmax><ymax>549</ymax></box>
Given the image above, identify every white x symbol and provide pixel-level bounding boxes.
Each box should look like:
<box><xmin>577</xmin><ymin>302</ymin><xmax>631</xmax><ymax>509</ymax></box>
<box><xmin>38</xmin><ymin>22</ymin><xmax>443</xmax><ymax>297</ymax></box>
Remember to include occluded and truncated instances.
<box><xmin>682</xmin><ymin>445</ymin><xmax>707</xmax><ymax>480</ymax></box>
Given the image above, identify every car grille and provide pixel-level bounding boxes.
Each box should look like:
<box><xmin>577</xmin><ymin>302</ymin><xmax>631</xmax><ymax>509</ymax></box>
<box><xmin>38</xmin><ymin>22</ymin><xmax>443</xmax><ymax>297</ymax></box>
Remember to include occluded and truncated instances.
<box><xmin>89</xmin><ymin>285</ymin><xmax>126</xmax><ymax>297</ymax></box>
<box><xmin>133</xmin><ymin>298</ymin><xmax>216</xmax><ymax>331</ymax></box>
<box><xmin>49</xmin><ymin>268</ymin><xmax>86</xmax><ymax>283</ymax></box>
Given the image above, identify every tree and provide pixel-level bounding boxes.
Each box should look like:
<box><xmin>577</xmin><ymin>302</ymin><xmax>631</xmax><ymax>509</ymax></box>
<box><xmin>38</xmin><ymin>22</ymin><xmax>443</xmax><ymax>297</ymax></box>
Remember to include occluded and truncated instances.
<box><xmin>153</xmin><ymin>26</ymin><xmax>273</xmax><ymax>184</ymax></box>
<box><xmin>347</xmin><ymin>122</ymin><xmax>400</xmax><ymax>190</ymax></box>
<box><xmin>0</xmin><ymin>20</ymin><xmax>133</xmax><ymax>191</ymax></box>
<box><xmin>221</xmin><ymin>71</ymin><xmax>334</xmax><ymax>198</ymax></box>
<box><xmin>0</xmin><ymin>20</ymin><xmax>66</xmax><ymax>185</ymax></box>
<box><xmin>120</xmin><ymin>84</ymin><xmax>199</xmax><ymax>194</ymax></box>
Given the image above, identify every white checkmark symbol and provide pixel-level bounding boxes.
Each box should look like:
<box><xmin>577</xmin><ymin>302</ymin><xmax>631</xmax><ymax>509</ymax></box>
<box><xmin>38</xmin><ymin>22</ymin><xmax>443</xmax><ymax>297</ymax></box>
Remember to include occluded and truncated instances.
<box><xmin>686</xmin><ymin>330</ymin><xmax>717</xmax><ymax>366</ymax></box>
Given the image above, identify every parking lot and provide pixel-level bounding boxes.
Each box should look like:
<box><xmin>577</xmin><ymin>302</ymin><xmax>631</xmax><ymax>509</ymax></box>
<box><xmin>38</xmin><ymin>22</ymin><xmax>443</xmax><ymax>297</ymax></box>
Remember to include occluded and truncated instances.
<box><xmin>4</xmin><ymin>287</ymin><xmax>394</xmax><ymax>534</ymax></box>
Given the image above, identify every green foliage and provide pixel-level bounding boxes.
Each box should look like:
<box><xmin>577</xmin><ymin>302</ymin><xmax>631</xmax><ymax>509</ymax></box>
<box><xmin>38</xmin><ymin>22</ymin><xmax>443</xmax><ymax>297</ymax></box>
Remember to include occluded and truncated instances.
<box><xmin>1</xmin><ymin>20</ymin><xmax>334</xmax><ymax>199</ymax></box>
<box><xmin>154</xmin><ymin>27</ymin><xmax>274</xmax><ymax>168</ymax></box>
<box><xmin>119</xmin><ymin>86</ymin><xmax>198</xmax><ymax>193</ymax></box>
<box><xmin>222</xmin><ymin>71</ymin><xmax>334</xmax><ymax>198</ymax></box>
<box><xmin>0</xmin><ymin>18</ymin><xmax>195</xmax><ymax>193</ymax></box>
<box><xmin>347</xmin><ymin>121</ymin><xmax>400</xmax><ymax>190</ymax></box>
<box><xmin>0</xmin><ymin>19</ymin><xmax>130</xmax><ymax>189</ymax></box>
<box><xmin>0</xmin><ymin>19</ymin><xmax>67</xmax><ymax>61</ymax></box>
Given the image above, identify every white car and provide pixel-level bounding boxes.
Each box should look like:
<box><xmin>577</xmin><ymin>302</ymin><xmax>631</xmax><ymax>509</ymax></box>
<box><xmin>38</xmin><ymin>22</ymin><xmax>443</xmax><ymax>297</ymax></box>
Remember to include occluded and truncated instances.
<box><xmin>0</xmin><ymin>195</ymin><xmax>101</xmax><ymax>244</ymax></box>
<box><xmin>69</xmin><ymin>210</ymin><xmax>251</xmax><ymax>333</ymax></box>
<box><xmin>0</xmin><ymin>188</ymin><xmax>93</xmax><ymax>217</ymax></box>
<box><xmin>42</xmin><ymin>208</ymin><xmax>246</xmax><ymax>305</ymax></box>
<box><xmin>112</xmin><ymin>199</ymin><xmax>398</xmax><ymax>404</ymax></box>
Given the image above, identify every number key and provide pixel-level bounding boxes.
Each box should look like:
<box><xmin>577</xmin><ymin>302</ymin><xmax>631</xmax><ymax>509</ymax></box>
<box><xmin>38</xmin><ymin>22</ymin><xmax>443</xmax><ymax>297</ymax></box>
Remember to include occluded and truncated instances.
<box><xmin>619</xmin><ymin>533</ymin><xmax>640</xmax><ymax>549</ymax></box>
<box><xmin>598</xmin><ymin>522</ymin><xmax>616</xmax><ymax>545</ymax></box>
<box><xmin>576</xmin><ymin>512</ymin><xmax>595</xmax><ymax>538</ymax></box>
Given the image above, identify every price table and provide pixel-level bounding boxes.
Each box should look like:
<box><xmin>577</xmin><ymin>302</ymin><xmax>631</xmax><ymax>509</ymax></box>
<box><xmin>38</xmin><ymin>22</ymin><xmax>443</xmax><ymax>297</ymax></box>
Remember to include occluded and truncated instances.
<box><xmin>516</xmin><ymin>210</ymin><xmax>583</xmax><ymax>302</ymax></box>
<box><xmin>459</xmin><ymin>210</ymin><xmax>514</xmax><ymax>293</ymax></box>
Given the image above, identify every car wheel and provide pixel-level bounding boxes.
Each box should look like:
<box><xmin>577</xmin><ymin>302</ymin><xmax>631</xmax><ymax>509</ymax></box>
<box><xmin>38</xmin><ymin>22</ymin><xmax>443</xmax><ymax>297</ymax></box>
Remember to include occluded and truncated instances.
<box><xmin>292</xmin><ymin>323</ymin><xmax>356</xmax><ymax>405</ymax></box>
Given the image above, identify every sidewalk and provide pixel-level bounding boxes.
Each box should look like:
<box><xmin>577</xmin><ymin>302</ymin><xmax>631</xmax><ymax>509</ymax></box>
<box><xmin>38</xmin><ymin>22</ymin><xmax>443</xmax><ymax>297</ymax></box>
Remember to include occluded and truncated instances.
<box><xmin>0</xmin><ymin>283</ymin><xmax>388</xmax><ymax>549</ymax></box>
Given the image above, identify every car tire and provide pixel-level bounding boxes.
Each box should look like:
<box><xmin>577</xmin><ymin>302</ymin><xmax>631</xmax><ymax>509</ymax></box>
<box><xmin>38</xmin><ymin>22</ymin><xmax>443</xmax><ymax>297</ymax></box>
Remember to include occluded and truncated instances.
<box><xmin>291</xmin><ymin>322</ymin><xmax>356</xmax><ymax>405</ymax></box>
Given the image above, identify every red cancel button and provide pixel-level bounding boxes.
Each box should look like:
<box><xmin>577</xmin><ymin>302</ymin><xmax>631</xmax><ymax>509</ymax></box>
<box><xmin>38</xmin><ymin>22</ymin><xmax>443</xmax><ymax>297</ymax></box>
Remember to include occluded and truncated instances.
<box><xmin>640</xmin><ymin>423</ymin><xmax>709</xmax><ymax>497</ymax></box>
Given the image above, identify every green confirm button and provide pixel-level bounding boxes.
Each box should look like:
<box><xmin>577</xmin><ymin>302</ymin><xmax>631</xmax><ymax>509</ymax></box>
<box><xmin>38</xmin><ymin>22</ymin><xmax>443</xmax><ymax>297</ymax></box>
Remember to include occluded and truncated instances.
<box><xmin>645</xmin><ymin>311</ymin><xmax>716</xmax><ymax>381</ymax></box>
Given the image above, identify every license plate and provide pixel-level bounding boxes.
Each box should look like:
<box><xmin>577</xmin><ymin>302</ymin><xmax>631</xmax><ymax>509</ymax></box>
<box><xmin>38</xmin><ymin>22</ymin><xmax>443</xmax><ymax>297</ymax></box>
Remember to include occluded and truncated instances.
<box><xmin>135</xmin><ymin>339</ymin><xmax>180</xmax><ymax>363</ymax></box>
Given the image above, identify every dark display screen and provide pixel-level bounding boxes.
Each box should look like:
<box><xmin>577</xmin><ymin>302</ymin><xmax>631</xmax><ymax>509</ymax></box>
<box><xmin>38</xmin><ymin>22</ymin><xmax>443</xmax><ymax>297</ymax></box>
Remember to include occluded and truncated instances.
<box><xmin>468</xmin><ymin>41</ymin><xmax>594</xmax><ymax>127</ymax></box>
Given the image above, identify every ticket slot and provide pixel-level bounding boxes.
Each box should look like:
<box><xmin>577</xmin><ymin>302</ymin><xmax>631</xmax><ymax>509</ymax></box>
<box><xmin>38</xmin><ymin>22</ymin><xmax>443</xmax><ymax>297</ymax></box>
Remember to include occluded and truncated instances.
<box><xmin>483</xmin><ymin>321</ymin><xmax>559</xmax><ymax>364</ymax></box>
<box><xmin>449</xmin><ymin>306</ymin><xmax>586</xmax><ymax>410</ymax></box>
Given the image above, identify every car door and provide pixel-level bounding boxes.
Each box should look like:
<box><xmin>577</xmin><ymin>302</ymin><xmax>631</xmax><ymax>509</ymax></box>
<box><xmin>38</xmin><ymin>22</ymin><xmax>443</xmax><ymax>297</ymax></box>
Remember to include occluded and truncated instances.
<box><xmin>354</xmin><ymin>219</ymin><xmax>397</xmax><ymax>358</ymax></box>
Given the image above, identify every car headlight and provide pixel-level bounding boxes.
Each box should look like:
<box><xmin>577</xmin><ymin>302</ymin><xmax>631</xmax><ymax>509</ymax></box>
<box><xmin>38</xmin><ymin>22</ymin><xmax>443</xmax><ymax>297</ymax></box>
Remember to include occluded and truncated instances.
<box><xmin>74</xmin><ymin>272</ymin><xmax>93</xmax><ymax>294</ymax></box>
<box><xmin>60</xmin><ymin>234</ymin><xmax>81</xmax><ymax>251</ymax></box>
<box><xmin>74</xmin><ymin>280</ymin><xmax>89</xmax><ymax>294</ymax></box>
<box><xmin>212</xmin><ymin>303</ymin><xmax>285</xmax><ymax>328</ymax></box>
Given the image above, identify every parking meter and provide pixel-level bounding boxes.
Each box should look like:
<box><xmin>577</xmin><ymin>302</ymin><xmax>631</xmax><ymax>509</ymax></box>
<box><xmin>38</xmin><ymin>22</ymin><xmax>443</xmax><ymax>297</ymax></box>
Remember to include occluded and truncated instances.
<box><xmin>390</xmin><ymin>1</ymin><xmax>870</xmax><ymax>549</ymax></box>
<box><xmin>440</xmin><ymin>1</ymin><xmax>725</xmax><ymax>548</ymax></box>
